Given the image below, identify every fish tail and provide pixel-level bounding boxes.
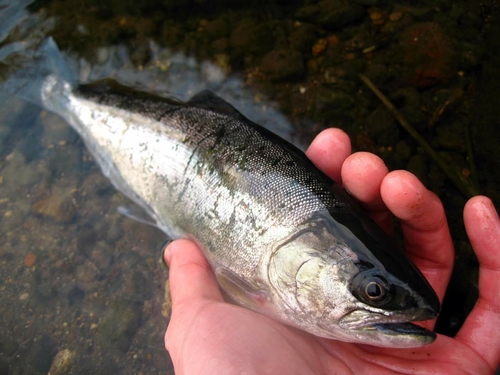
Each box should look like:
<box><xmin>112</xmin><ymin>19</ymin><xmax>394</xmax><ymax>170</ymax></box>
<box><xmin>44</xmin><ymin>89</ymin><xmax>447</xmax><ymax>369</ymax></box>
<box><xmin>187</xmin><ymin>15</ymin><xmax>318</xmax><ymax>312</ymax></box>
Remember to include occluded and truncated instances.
<box><xmin>3</xmin><ymin>37</ymin><xmax>75</xmax><ymax>109</ymax></box>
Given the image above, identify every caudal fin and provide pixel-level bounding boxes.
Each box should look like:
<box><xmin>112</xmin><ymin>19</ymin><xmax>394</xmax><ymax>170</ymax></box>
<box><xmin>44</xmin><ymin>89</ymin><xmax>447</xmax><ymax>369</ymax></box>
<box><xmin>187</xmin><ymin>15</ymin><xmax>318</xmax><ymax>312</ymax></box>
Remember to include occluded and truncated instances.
<box><xmin>2</xmin><ymin>37</ymin><xmax>76</xmax><ymax>108</ymax></box>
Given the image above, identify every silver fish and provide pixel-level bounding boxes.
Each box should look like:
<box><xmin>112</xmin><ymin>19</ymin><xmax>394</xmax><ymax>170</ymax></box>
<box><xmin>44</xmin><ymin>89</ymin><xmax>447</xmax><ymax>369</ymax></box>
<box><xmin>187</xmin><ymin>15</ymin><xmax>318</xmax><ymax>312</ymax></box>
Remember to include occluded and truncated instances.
<box><xmin>9</xmin><ymin>39</ymin><xmax>439</xmax><ymax>347</ymax></box>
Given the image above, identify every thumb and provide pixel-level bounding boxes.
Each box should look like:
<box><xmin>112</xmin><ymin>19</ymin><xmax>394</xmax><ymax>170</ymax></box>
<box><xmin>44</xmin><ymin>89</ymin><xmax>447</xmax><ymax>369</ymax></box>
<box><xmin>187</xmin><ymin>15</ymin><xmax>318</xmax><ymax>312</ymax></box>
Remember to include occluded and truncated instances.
<box><xmin>164</xmin><ymin>239</ymin><xmax>223</xmax><ymax>305</ymax></box>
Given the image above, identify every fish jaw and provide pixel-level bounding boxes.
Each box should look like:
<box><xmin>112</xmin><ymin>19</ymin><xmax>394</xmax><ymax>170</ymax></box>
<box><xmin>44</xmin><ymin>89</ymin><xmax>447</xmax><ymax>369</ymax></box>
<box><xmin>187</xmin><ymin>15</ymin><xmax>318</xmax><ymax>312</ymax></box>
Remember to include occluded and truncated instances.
<box><xmin>336</xmin><ymin>309</ymin><xmax>437</xmax><ymax>347</ymax></box>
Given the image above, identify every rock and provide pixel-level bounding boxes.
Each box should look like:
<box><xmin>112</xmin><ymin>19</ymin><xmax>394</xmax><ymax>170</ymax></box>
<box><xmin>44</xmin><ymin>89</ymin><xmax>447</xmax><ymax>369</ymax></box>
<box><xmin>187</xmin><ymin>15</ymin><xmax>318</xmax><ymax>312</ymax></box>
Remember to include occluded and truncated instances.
<box><xmin>67</xmin><ymin>286</ymin><xmax>85</xmax><ymax>306</ymax></box>
<box><xmin>400</xmin><ymin>22</ymin><xmax>456</xmax><ymax>88</ymax></box>
<box><xmin>365</xmin><ymin>106</ymin><xmax>400</xmax><ymax>146</ymax></box>
<box><xmin>295</xmin><ymin>0</ymin><xmax>365</xmax><ymax>30</ymax></box>
<box><xmin>398</xmin><ymin>106</ymin><xmax>428</xmax><ymax>132</ymax></box>
<box><xmin>31</xmin><ymin>190</ymin><xmax>76</xmax><ymax>224</ymax></box>
<box><xmin>104</xmin><ymin>221</ymin><xmax>124</xmax><ymax>244</ymax></box>
<box><xmin>2</xmin><ymin>198</ymin><xmax>31</xmax><ymax>232</ymax></box>
<box><xmin>289</xmin><ymin>23</ymin><xmax>318</xmax><ymax>53</ymax></box>
<box><xmin>96</xmin><ymin>302</ymin><xmax>141</xmax><ymax>353</ymax></box>
<box><xmin>229</xmin><ymin>19</ymin><xmax>274</xmax><ymax>61</ymax></box>
<box><xmin>48</xmin><ymin>349</ymin><xmax>75</xmax><ymax>375</ymax></box>
<box><xmin>23</xmin><ymin>254</ymin><xmax>37</xmax><ymax>268</ymax></box>
<box><xmin>393</xmin><ymin>87</ymin><xmax>421</xmax><ymax>108</ymax></box>
<box><xmin>260</xmin><ymin>49</ymin><xmax>305</xmax><ymax>82</ymax></box>
<box><xmin>90</xmin><ymin>243</ymin><xmax>114</xmax><ymax>272</ymax></box>
<box><xmin>436</xmin><ymin>120</ymin><xmax>467</xmax><ymax>152</ymax></box>
<box><xmin>76</xmin><ymin>224</ymin><xmax>97</xmax><ymax>257</ymax></box>
<box><xmin>325</xmin><ymin>90</ymin><xmax>355</xmax><ymax>109</ymax></box>
<box><xmin>75</xmin><ymin>261</ymin><xmax>99</xmax><ymax>287</ymax></box>
<box><xmin>3</xmin><ymin>152</ymin><xmax>43</xmax><ymax>188</ymax></box>
<box><xmin>34</xmin><ymin>283</ymin><xmax>57</xmax><ymax>304</ymax></box>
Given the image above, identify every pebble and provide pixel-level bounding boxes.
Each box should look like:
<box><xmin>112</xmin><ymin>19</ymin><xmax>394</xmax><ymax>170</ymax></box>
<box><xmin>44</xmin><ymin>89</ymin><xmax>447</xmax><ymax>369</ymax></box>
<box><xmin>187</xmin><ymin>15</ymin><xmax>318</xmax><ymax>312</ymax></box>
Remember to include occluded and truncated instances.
<box><xmin>48</xmin><ymin>349</ymin><xmax>75</xmax><ymax>375</ymax></box>
<box><xmin>75</xmin><ymin>262</ymin><xmax>99</xmax><ymax>286</ymax></box>
<box><xmin>31</xmin><ymin>191</ymin><xmax>76</xmax><ymax>224</ymax></box>
<box><xmin>96</xmin><ymin>302</ymin><xmax>141</xmax><ymax>353</ymax></box>
<box><xmin>19</xmin><ymin>292</ymin><xmax>29</xmax><ymax>301</ymax></box>
<box><xmin>312</xmin><ymin>38</ymin><xmax>328</xmax><ymax>56</ymax></box>
<box><xmin>23</xmin><ymin>254</ymin><xmax>37</xmax><ymax>268</ymax></box>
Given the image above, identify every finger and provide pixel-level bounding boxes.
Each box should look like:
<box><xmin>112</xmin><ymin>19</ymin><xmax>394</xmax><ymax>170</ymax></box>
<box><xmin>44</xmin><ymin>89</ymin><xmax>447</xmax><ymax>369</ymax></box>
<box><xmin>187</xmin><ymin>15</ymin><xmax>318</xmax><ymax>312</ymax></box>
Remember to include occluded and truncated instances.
<box><xmin>380</xmin><ymin>171</ymin><xmax>454</xmax><ymax>301</ymax></box>
<box><xmin>341</xmin><ymin>152</ymin><xmax>392</xmax><ymax>233</ymax></box>
<box><xmin>165</xmin><ymin>239</ymin><xmax>223</xmax><ymax>305</ymax></box>
<box><xmin>455</xmin><ymin>196</ymin><xmax>500</xmax><ymax>369</ymax></box>
<box><xmin>306</xmin><ymin>128</ymin><xmax>351</xmax><ymax>184</ymax></box>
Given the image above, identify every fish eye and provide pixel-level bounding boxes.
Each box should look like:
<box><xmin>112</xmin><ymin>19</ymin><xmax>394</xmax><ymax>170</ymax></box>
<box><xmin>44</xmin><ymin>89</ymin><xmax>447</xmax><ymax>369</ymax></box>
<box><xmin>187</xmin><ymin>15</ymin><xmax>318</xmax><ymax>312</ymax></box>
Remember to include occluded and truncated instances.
<box><xmin>362</xmin><ymin>276</ymin><xmax>390</xmax><ymax>303</ymax></box>
<box><xmin>365</xmin><ymin>281</ymin><xmax>385</xmax><ymax>300</ymax></box>
<box><xmin>350</xmin><ymin>271</ymin><xmax>393</xmax><ymax>307</ymax></box>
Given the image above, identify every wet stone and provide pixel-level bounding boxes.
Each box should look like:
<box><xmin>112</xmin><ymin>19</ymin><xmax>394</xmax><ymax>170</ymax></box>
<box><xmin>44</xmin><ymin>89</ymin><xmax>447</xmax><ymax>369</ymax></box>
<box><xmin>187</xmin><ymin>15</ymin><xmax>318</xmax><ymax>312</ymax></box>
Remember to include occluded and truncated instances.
<box><xmin>48</xmin><ymin>348</ymin><xmax>76</xmax><ymax>375</ymax></box>
<box><xmin>31</xmin><ymin>191</ymin><xmax>76</xmax><ymax>224</ymax></box>
<box><xmin>34</xmin><ymin>283</ymin><xmax>57</xmax><ymax>304</ymax></box>
<box><xmin>2</xmin><ymin>199</ymin><xmax>31</xmax><ymax>232</ymax></box>
<box><xmin>76</xmin><ymin>224</ymin><xmax>97</xmax><ymax>257</ymax></box>
<box><xmin>393</xmin><ymin>87</ymin><xmax>421</xmax><ymax>108</ymax></box>
<box><xmin>82</xmin><ymin>172</ymin><xmax>113</xmax><ymax>197</ymax></box>
<box><xmin>295</xmin><ymin>0</ymin><xmax>365</xmax><ymax>30</ymax></box>
<box><xmin>400</xmin><ymin>22</ymin><xmax>456</xmax><ymax>88</ymax></box>
<box><xmin>3</xmin><ymin>152</ymin><xmax>43</xmax><ymax>188</ymax></box>
<box><xmin>68</xmin><ymin>286</ymin><xmax>85</xmax><ymax>306</ymax></box>
<box><xmin>436</xmin><ymin>121</ymin><xmax>467</xmax><ymax>152</ymax></box>
<box><xmin>366</xmin><ymin>106</ymin><xmax>400</xmax><ymax>146</ymax></box>
<box><xmin>289</xmin><ymin>24</ymin><xmax>318</xmax><ymax>53</ymax></box>
<box><xmin>59</xmin><ymin>283</ymin><xmax>85</xmax><ymax>306</ymax></box>
<box><xmin>260</xmin><ymin>49</ymin><xmax>305</xmax><ymax>82</ymax></box>
<box><xmin>104</xmin><ymin>221</ymin><xmax>123</xmax><ymax>244</ymax></box>
<box><xmin>96</xmin><ymin>302</ymin><xmax>141</xmax><ymax>353</ymax></box>
<box><xmin>75</xmin><ymin>261</ymin><xmax>99</xmax><ymax>287</ymax></box>
<box><xmin>229</xmin><ymin>19</ymin><xmax>274</xmax><ymax>59</ymax></box>
<box><xmin>90</xmin><ymin>243</ymin><xmax>114</xmax><ymax>272</ymax></box>
<box><xmin>398</xmin><ymin>106</ymin><xmax>428</xmax><ymax>132</ymax></box>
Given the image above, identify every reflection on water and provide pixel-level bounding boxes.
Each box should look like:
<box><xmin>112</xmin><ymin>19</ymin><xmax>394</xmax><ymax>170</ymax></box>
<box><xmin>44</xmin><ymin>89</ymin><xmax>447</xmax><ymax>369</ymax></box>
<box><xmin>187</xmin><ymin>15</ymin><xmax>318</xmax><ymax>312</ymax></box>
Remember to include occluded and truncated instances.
<box><xmin>0</xmin><ymin>0</ymin><xmax>499</xmax><ymax>373</ymax></box>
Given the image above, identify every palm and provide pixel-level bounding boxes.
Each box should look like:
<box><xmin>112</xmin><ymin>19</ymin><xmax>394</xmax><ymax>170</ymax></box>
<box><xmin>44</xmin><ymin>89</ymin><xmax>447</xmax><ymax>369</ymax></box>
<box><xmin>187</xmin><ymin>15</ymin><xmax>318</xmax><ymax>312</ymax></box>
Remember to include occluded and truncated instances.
<box><xmin>165</xmin><ymin>129</ymin><xmax>500</xmax><ymax>375</ymax></box>
<box><xmin>167</xmin><ymin>287</ymin><xmax>492</xmax><ymax>374</ymax></box>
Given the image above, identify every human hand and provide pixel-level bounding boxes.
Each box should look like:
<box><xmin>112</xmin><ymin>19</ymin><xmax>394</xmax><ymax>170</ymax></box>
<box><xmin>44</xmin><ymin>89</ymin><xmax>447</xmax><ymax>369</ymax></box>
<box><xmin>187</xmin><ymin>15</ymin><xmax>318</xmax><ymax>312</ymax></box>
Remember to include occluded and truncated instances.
<box><xmin>163</xmin><ymin>128</ymin><xmax>500</xmax><ymax>374</ymax></box>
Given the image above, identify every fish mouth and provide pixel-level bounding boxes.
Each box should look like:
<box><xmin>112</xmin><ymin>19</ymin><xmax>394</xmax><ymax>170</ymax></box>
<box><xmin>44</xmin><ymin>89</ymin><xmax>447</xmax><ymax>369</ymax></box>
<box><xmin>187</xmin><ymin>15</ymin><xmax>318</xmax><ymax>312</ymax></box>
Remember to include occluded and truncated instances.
<box><xmin>339</xmin><ymin>310</ymin><xmax>436</xmax><ymax>345</ymax></box>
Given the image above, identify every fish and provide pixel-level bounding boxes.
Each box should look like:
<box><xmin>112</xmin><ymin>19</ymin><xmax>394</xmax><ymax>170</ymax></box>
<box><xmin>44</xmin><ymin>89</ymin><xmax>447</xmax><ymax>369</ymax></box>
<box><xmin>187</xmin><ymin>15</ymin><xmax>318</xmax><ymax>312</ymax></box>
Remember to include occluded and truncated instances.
<box><xmin>5</xmin><ymin>38</ymin><xmax>440</xmax><ymax>348</ymax></box>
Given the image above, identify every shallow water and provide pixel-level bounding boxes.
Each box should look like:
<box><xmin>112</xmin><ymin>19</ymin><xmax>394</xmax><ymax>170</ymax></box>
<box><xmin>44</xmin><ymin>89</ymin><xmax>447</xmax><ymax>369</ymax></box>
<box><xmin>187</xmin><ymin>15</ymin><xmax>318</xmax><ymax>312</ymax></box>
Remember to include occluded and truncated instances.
<box><xmin>0</xmin><ymin>0</ymin><xmax>499</xmax><ymax>374</ymax></box>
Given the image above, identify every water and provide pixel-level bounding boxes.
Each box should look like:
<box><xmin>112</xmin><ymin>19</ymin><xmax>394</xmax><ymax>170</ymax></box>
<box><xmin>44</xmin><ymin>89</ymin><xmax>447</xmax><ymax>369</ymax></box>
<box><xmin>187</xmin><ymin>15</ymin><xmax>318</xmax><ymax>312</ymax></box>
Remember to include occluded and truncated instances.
<box><xmin>0</xmin><ymin>0</ymin><xmax>499</xmax><ymax>374</ymax></box>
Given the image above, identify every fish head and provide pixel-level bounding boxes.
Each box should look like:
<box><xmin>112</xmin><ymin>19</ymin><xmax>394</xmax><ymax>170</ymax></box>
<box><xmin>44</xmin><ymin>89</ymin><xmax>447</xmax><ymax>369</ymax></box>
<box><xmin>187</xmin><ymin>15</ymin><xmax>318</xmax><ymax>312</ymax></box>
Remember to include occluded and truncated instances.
<box><xmin>268</xmin><ymin>212</ymin><xmax>440</xmax><ymax>348</ymax></box>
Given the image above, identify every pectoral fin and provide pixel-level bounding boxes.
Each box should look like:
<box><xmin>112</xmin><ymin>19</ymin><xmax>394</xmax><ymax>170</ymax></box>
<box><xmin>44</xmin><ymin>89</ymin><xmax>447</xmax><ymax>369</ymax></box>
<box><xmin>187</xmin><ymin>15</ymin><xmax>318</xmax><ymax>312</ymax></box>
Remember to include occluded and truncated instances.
<box><xmin>215</xmin><ymin>268</ymin><xmax>269</xmax><ymax>309</ymax></box>
<box><xmin>118</xmin><ymin>204</ymin><xmax>158</xmax><ymax>227</ymax></box>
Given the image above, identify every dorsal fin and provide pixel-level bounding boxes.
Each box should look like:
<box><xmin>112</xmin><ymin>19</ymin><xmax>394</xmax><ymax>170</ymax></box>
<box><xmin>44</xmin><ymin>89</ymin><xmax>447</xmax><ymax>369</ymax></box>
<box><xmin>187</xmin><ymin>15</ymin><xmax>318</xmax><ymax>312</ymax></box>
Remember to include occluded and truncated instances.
<box><xmin>187</xmin><ymin>90</ymin><xmax>245</xmax><ymax>119</ymax></box>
